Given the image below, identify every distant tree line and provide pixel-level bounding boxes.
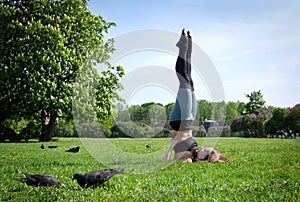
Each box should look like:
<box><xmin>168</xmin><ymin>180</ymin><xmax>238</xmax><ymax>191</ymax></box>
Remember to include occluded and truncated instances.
<box><xmin>1</xmin><ymin>89</ymin><xmax>299</xmax><ymax>141</ymax></box>
<box><xmin>230</xmin><ymin>91</ymin><xmax>299</xmax><ymax>138</ymax></box>
<box><xmin>111</xmin><ymin>92</ymin><xmax>299</xmax><ymax>138</ymax></box>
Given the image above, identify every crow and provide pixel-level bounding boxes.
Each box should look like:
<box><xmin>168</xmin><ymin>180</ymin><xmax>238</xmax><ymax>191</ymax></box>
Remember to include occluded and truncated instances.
<box><xmin>41</xmin><ymin>144</ymin><xmax>45</xmax><ymax>149</ymax></box>
<box><xmin>146</xmin><ymin>144</ymin><xmax>152</xmax><ymax>148</ymax></box>
<box><xmin>72</xmin><ymin>167</ymin><xmax>125</xmax><ymax>188</ymax></box>
<box><xmin>14</xmin><ymin>173</ymin><xmax>64</xmax><ymax>187</ymax></box>
<box><xmin>65</xmin><ymin>146</ymin><xmax>80</xmax><ymax>153</ymax></box>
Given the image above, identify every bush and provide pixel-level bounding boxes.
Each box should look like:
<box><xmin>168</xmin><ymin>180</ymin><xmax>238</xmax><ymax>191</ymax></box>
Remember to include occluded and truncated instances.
<box><xmin>220</xmin><ymin>126</ymin><xmax>232</xmax><ymax>137</ymax></box>
<box><xmin>75</xmin><ymin>122</ymin><xmax>111</xmax><ymax>138</ymax></box>
<box><xmin>284</xmin><ymin>104</ymin><xmax>300</xmax><ymax>134</ymax></box>
<box><xmin>153</xmin><ymin>128</ymin><xmax>171</xmax><ymax>138</ymax></box>
<box><xmin>231</xmin><ymin>131</ymin><xmax>245</xmax><ymax>137</ymax></box>
<box><xmin>0</xmin><ymin>118</ymin><xmax>40</xmax><ymax>142</ymax></box>
<box><xmin>110</xmin><ymin>121</ymin><xmax>156</xmax><ymax>138</ymax></box>
<box><xmin>264</xmin><ymin>105</ymin><xmax>299</xmax><ymax>138</ymax></box>
<box><xmin>19</xmin><ymin>121</ymin><xmax>41</xmax><ymax>140</ymax></box>
<box><xmin>55</xmin><ymin>120</ymin><xmax>77</xmax><ymax>137</ymax></box>
<box><xmin>230</xmin><ymin>109</ymin><xmax>271</xmax><ymax>138</ymax></box>
<box><xmin>0</xmin><ymin>125</ymin><xmax>17</xmax><ymax>142</ymax></box>
<box><xmin>193</xmin><ymin>125</ymin><xmax>233</xmax><ymax>137</ymax></box>
<box><xmin>194</xmin><ymin>127</ymin><xmax>206</xmax><ymax>137</ymax></box>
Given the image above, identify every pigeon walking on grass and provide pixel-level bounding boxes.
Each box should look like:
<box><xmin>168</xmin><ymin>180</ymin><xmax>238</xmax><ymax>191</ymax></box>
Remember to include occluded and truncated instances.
<box><xmin>72</xmin><ymin>167</ymin><xmax>125</xmax><ymax>188</ymax></box>
<box><xmin>14</xmin><ymin>173</ymin><xmax>64</xmax><ymax>187</ymax></box>
<box><xmin>65</xmin><ymin>146</ymin><xmax>80</xmax><ymax>153</ymax></box>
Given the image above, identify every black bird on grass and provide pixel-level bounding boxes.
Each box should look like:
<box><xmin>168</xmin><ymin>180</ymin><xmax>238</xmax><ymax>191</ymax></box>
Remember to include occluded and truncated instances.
<box><xmin>72</xmin><ymin>167</ymin><xmax>125</xmax><ymax>188</ymax></box>
<box><xmin>14</xmin><ymin>173</ymin><xmax>64</xmax><ymax>187</ymax></box>
<box><xmin>40</xmin><ymin>144</ymin><xmax>45</xmax><ymax>149</ymax></box>
<box><xmin>65</xmin><ymin>146</ymin><xmax>80</xmax><ymax>153</ymax></box>
<box><xmin>146</xmin><ymin>144</ymin><xmax>152</xmax><ymax>148</ymax></box>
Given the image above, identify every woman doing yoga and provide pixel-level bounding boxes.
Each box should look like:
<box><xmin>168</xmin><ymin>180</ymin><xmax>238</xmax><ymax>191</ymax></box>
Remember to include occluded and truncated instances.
<box><xmin>163</xmin><ymin>29</ymin><xmax>199</xmax><ymax>163</ymax></box>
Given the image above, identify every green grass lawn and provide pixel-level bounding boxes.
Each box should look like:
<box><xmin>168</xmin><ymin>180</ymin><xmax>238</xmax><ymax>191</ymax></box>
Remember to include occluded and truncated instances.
<box><xmin>1</xmin><ymin>137</ymin><xmax>299</xmax><ymax>201</ymax></box>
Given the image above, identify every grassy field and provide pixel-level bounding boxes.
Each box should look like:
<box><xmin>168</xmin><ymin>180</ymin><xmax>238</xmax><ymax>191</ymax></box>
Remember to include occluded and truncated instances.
<box><xmin>1</xmin><ymin>137</ymin><xmax>299</xmax><ymax>201</ymax></box>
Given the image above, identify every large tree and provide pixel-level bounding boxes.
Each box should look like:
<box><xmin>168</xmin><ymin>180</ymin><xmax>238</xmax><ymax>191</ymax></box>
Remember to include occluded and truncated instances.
<box><xmin>245</xmin><ymin>90</ymin><xmax>266</xmax><ymax>114</ymax></box>
<box><xmin>0</xmin><ymin>0</ymin><xmax>123</xmax><ymax>141</ymax></box>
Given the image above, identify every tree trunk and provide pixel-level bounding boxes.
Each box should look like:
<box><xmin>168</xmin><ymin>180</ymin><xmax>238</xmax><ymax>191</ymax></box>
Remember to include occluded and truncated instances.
<box><xmin>39</xmin><ymin>109</ymin><xmax>57</xmax><ymax>142</ymax></box>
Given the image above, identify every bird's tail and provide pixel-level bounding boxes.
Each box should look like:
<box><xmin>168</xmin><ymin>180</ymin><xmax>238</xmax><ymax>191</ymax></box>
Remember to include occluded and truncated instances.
<box><xmin>13</xmin><ymin>178</ymin><xmax>29</xmax><ymax>183</ymax></box>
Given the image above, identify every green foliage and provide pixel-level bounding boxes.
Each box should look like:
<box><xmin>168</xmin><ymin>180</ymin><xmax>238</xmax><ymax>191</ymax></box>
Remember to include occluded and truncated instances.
<box><xmin>112</xmin><ymin>103</ymin><xmax>167</xmax><ymax>138</ymax></box>
<box><xmin>229</xmin><ymin>91</ymin><xmax>280</xmax><ymax>137</ymax></box>
<box><xmin>72</xmin><ymin>59</ymin><xmax>124</xmax><ymax>125</ymax></box>
<box><xmin>153</xmin><ymin>128</ymin><xmax>171</xmax><ymax>138</ymax></box>
<box><xmin>284</xmin><ymin>104</ymin><xmax>300</xmax><ymax>133</ymax></box>
<box><xmin>128</xmin><ymin>105</ymin><xmax>145</xmax><ymax>121</ymax></box>
<box><xmin>0</xmin><ymin>138</ymin><xmax>299</xmax><ymax>201</ymax></box>
<box><xmin>2</xmin><ymin>118</ymin><xmax>29</xmax><ymax>135</ymax></box>
<box><xmin>196</xmin><ymin>99</ymin><xmax>212</xmax><ymax>124</ymax></box>
<box><xmin>143</xmin><ymin>102</ymin><xmax>166</xmax><ymax>122</ymax></box>
<box><xmin>265</xmin><ymin>108</ymin><xmax>289</xmax><ymax>135</ymax></box>
<box><xmin>225</xmin><ymin>101</ymin><xmax>240</xmax><ymax>125</ymax></box>
<box><xmin>0</xmin><ymin>125</ymin><xmax>17</xmax><ymax>142</ymax></box>
<box><xmin>54</xmin><ymin>119</ymin><xmax>77</xmax><ymax>137</ymax></box>
<box><xmin>211</xmin><ymin>101</ymin><xmax>226</xmax><ymax>122</ymax></box>
<box><xmin>264</xmin><ymin>104</ymin><xmax>299</xmax><ymax>137</ymax></box>
<box><xmin>111</xmin><ymin>122</ymin><xmax>156</xmax><ymax>138</ymax></box>
<box><xmin>114</xmin><ymin>100</ymin><xmax>252</xmax><ymax>136</ymax></box>
<box><xmin>96</xmin><ymin>64</ymin><xmax>124</xmax><ymax>121</ymax></box>
<box><xmin>113</xmin><ymin>103</ymin><xmax>131</xmax><ymax>122</ymax></box>
<box><xmin>205</xmin><ymin>126</ymin><xmax>233</xmax><ymax>137</ymax></box>
<box><xmin>245</xmin><ymin>90</ymin><xmax>266</xmax><ymax>114</ymax></box>
<box><xmin>194</xmin><ymin>127</ymin><xmax>206</xmax><ymax>137</ymax></box>
<box><xmin>230</xmin><ymin>109</ymin><xmax>272</xmax><ymax>138</ymax></box>
<box><xmin>0</xmin><ymin>0</ymin><xmax>122</xmax><ymax>141</ymax></box>
<box><xmin>237</xmin><ymin>101</ymin><xmax>246</xmax><ymax>115</ymax></box>
<box><xmin>128</xmin><ymin>102</ymin><xmax>165</xmax><ymax>122</ymax></box>
<box><xmin>0</xmin><ymin>117</ymin><xmax>40</xmax><ymax>141</ymax></box>
<box><xmin>75</xmin><ymin>122</ymin><xmax>111</xmax><ymax>138</ymax></box>
<box><xmin>19</xmin><ymin>119</ymin><xmax>41</xmax><ymax>139</ymax></box>
<box><xmin>164</xmin><ymin>103</ymin><xmax>174</xmax><ymax>120</ymax></box>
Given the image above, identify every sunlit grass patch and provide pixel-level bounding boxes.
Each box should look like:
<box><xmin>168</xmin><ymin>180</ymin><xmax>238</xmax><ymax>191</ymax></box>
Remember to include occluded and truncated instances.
<box><xmin>0</xmin><ymin>137</ymin><xmax>299</xmax><ymax>201</ymax></box>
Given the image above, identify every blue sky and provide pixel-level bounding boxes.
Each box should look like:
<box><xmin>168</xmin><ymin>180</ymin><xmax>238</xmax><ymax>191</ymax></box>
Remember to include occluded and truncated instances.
<box><xmin>88</xmin><ymin>0</ymin><xmax>300</xmax><ymax>108</ymax></box>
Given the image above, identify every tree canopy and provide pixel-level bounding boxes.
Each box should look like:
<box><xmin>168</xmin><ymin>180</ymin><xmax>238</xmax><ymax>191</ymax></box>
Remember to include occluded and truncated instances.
<box><xmin>245</xmin><ymin>90</ymin><xmax>266</xmax><ymax>114</ymax></box>
<box><xmin>0</xmin><ymin>0</ymin><xmax>124</xmax><ymax>141</ymax></box>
